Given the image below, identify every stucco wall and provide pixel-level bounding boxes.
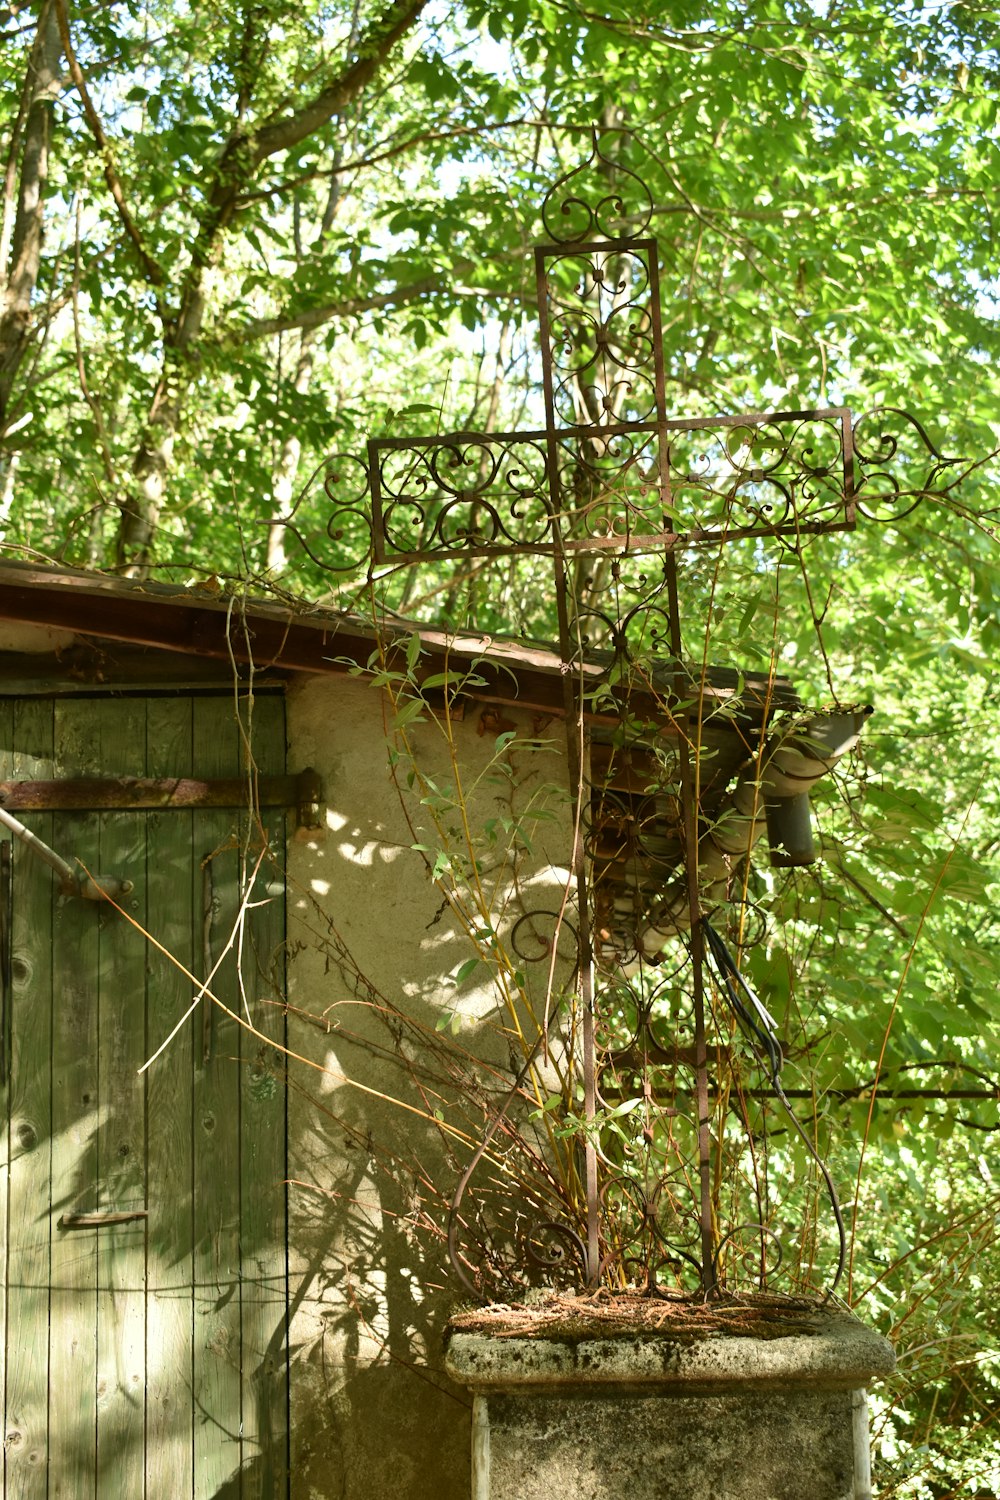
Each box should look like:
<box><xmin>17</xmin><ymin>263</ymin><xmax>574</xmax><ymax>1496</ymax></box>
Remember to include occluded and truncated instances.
<box><xmin>284</xmin><ymin>672</ymin><xmax>575</xmax><ymax>1499</ymax></box>
<box><xmin>0</xmin><ymin>622</ymin><xmax>76</xmax><ymax>653</ymax></box>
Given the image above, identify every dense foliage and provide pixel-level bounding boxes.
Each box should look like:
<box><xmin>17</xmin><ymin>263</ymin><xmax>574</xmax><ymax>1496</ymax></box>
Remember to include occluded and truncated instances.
<box><xmin>1</xmin><ymin>2</ymin><xmax>998</xmax><ymax>1493</ymax></box>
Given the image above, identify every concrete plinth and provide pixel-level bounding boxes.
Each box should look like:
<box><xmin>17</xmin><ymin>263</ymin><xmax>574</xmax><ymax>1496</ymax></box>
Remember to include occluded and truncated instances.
<box><xmin>446</xmin><ymin>1308</ymin><xmax>894</xmax><ymax>1500</ymax></box>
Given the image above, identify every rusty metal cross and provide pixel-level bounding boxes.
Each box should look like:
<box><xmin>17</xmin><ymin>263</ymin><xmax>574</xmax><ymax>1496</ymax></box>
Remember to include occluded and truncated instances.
<box><xmin>303</xmin><ymin>140</ymin><xmax>960</xmax><ymax>1301</ymax></box>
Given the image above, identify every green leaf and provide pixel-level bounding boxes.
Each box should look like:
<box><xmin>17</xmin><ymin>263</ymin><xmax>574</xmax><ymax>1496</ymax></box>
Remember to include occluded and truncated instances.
<box><xmin>392</xmin><ymin>699</ymin><xmax>426</xmax><ymax>731</ymax></box>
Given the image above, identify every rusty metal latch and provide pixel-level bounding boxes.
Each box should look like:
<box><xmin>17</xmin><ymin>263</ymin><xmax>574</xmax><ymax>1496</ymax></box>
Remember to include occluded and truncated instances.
<box><xmin>58</xmin><ymin>1210</ymin><xmax>148</xmax><ymax>1230</ymax></box>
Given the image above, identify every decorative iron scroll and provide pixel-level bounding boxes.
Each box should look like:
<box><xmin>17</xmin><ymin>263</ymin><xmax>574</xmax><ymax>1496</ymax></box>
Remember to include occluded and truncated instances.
<box><xmin>854</xmin><ymin>406</ymin><xmax>965</xmax><ymax>522</ymax></box>
<box><xmin>540</xmin><ymin>135</ymin><xmax>654</xmax><ymax>244</ymax></box>
<box><xmin>272</xmin><ymin>451</ymin><xmax>373</xmax><ymax>575</ymax></box>
<box><xmin>367</xmin><ymin>409</ymin><xmax>857</xmax><ymax>563</ymax></box>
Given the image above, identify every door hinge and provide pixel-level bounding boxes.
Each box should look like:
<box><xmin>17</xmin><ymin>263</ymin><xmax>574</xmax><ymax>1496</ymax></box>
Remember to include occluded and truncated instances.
<box><xmin>0</xmin><ymin>766</ymin><xmax>324</xmax><ymax>830</ymax></box>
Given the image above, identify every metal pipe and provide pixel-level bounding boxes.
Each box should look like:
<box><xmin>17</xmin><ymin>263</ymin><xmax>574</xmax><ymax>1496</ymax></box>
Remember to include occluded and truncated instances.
<box><xmin>709</xmin><ymin>704</ymin><xmax>874</xmax><ymax>869</ymax></box>
<box><xmin>0</xmin><ymin>804</ymin><xmax>133</xmax><ymax>901</ymax></box>
<box><xmin>637</xmin><ymin>705</ymin><xmax>874</xmax><ymax>954</ymax></box>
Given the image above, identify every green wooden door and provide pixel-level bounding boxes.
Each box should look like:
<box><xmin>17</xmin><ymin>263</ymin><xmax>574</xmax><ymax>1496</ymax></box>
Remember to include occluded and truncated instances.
<box><xmin>0</xmin><ymin>692</ymin><xmax>288</xmax><ymax>1499</ymax></box>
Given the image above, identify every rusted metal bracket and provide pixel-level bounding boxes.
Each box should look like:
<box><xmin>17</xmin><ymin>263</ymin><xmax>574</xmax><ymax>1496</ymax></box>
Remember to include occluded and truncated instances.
<box><xmin>0</xmin><ymin>766</ymin><xmax>324</xmax><ymax>830</ymax></box>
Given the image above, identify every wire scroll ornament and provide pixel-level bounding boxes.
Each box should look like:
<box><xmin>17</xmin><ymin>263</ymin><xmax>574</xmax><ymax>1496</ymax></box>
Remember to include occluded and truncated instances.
<box><xmin>540</xmin><ymin>134</ymin><xmax>654</xmax><ymax>244</ymax></box>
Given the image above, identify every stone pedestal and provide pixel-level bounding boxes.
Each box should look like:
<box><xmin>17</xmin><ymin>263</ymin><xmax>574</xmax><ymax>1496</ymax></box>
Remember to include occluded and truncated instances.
<box><xmin>446</xmin><ymin>1308</ymin><xmax>894</xmax><ymax>1500</ymax></box>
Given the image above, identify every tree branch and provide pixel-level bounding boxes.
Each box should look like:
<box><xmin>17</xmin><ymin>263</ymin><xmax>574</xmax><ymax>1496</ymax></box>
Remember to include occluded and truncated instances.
<box><xmin>176</xmin><ymin>0</ymin><xmax>429</xmax><ymax>352</ymax></box>
<box><xmin>223</xmin><ymin>274</ymin><xmax>447</xmax><ymax>342</ymax></box>
<box><xmin>235</xmin><ymin>117</ymin><xmax>534</xmax><ymax>208</ymax></box>
<box><xmin>220</xmin><ymin>271</ymin><xmax>529</xmax><ymax>346</ymax></box>
<box><xmin>54</xmin><ymin>0</ymin><xmax>164</xmax><ymax>288</ymax></box>
<box><xmin>0</xmin><ymin>13</ymin><xmax>36</xmax><ymax>287</ymax></box>
<box><xmin>247</xmin><ymin>0</ymin><xmax>428</xmax><ymax>166</ymax></box>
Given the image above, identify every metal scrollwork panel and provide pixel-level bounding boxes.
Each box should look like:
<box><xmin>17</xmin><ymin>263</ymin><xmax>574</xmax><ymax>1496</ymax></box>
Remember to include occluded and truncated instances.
<box><xmin>854</xmin><ymin>405</ymin><xmax>966</xmax><ymax>522</ymax></box>
<box><xmin>296</xmin><ymin>408</ymin><xmax>966</xmax><ymax>571</ymax></box>
<box><xmin>659</xmin><ymin>410</ymin><xmax>855</xmax><ymax>540</ymax></box>
<box><xmin>539</xmin><ymin>245</ymin><xmax>663</xmax><ymax>431</ymax></box>
<box><xmin>370</xmin><ymin>432</ymin><xmax>552</xmax><ymax>561</ymax></box>
<box><xmin>551</xmin><ymin>429</ymin><xmax>668</xmax><ymax>548</ymax></box>
<box><xmin>366</xmin><ymin>410</ymin><xmax>860</xmax><ymax>564</ymax></box>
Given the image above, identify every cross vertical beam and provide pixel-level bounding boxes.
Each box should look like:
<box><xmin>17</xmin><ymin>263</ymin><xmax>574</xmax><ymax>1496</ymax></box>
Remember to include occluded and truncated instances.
<box><xmin>533</xmin><ymin>223</ymin><xmax>717</xmax><ymax>1288</ymax></box>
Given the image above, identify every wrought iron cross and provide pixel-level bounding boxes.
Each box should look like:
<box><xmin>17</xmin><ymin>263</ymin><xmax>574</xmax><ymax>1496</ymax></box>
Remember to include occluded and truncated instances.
<box><xmin>297</xmin><ymin>139</ymin><xmax>960</xmax><ymax>1300</ymax></box>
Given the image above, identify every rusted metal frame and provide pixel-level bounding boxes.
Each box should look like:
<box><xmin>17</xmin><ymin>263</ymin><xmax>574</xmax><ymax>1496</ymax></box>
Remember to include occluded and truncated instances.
<box><xmin>842</xmin><ymin>409</ymin><xmax>858</xmax><ymax>528</ymax></box>
<box><xmin>535</xmin><ymin>233</ymin><xmax>660</xmax><ymax>263</ymax></box>
<box><xmin>367</xmin><ymin>404</ymin><xmax>854</xmax><ymax>451</ymax></box>
<box><xmin>627</xmin><ymin>246</ymin><xmax>675</xmax><ymax>1293</ymax></box>
<box><xmin>364</xmin><ymin>515</ymin><xmax>855</xmax><ymax>566</ymax></box>
<box><xmin>367</xmin><ymin>435</ymin><xmax>389</xmax><ymax>566</ymax></box>
<box><xmin>636</xmin><ymin>228</ymin><xmax>718</xmax><ymax>1296</ymax></box>
<box><xmin>371</xmin><ymin>535</ymin><xmax>680</xmax><ymax>564</ymax></box>
<box><xmin>660</xmin><ymin>507</ymin><xmax>717</xmax><ymax>1291</ymax></box>
<box><xmin>713</xmin><ymin>1086</ymin><xmax>999</xmax><ymax>1104</ymax></box>
<box><xmin>366</xmin><ymin>403</ymin><xmax>857</xmax><ymax>565</ymax></box>
<box><xmin>600</xmin><ymin>1076</ymin><xmax>1000</xmax><ymax>1103</ymax></box>
<box><xmin>537</xmin><ymin>239</ymin><xmax>601</xmax><ymax>1288</ymax></box>
<box><xmin>362</xmin><ymin>172</ymin><xmax>871</xmax><ymax>1297</ymax></box>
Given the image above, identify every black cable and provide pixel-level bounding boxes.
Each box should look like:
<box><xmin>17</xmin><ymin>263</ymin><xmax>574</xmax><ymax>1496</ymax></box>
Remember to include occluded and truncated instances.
<box><xmin>702</xmin><ymin>916</ymin><xmax>847</xmax><ymax>1301</ymax></box>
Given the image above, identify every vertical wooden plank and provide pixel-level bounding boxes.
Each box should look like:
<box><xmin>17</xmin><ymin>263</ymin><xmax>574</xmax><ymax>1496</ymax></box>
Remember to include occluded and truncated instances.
<box><xmin>0</xmin><ymin>698</ymin><xmax>13</xmax><ymax>1088</ymax></box>
<box><xmin>48</xmin><ymin>697</ymin><xmax>101</xmax><ymax>1498</ymax></box>
<box><xmin>92</xmin><ymin>698</ymin><xmax>148</xmax><ymax>1500</ymax></box>
<box><xmin>0</xmin><ymin>695</ymin><xmax>12</xmax><ymax>1365</ymax></box>
<box><xmin>192</xmin><ymin>697</ymin><xmax>246</xmax><ymax>1497</ymax></box>
<box><xmin>237</xmin><ymin>693</ymin><xmax>288</xmax><ymax>1498</ymax></box>
<box><xmin>4</xmin><ymin>698</ymin><xmax>55</xmax><ymax>1496</ymax></box>
<box><xmin>0</xmin><ymin>695</ymin><xmax>12</xmax><ymax>774</ymax></box>
<box><xmin>144</xmin><ymin>695</ymin><xmax>196</xmax><ymax>1500</ymax></box>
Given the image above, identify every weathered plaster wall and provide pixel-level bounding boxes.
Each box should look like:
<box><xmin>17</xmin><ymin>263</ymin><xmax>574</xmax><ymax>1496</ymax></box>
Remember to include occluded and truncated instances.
<box><xmin>284</xmin><ymin>673</ymin><xmax>575</xmax><ymax>1499</ymax></box>
<box><xmin>0</xmin><ymin>622</ymin><xmax>76</xmax><ymax>653</ymax></box>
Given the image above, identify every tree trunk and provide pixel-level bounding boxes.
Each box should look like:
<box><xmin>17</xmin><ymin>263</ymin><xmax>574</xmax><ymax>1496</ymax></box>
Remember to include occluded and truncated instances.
<box><xmin>267</xmin><ymin>332</ymin><xmax>318</xmax><ymax>575</ymax></box>
<box><xmin>110</xmin><ymin>0</ymin><xmax>428</xmax><ymax>577</ymax></box>
<box><xmin>0</xmin><ymin>0</ymin><xmax>61</xmax><ymax>433</ymax></box>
